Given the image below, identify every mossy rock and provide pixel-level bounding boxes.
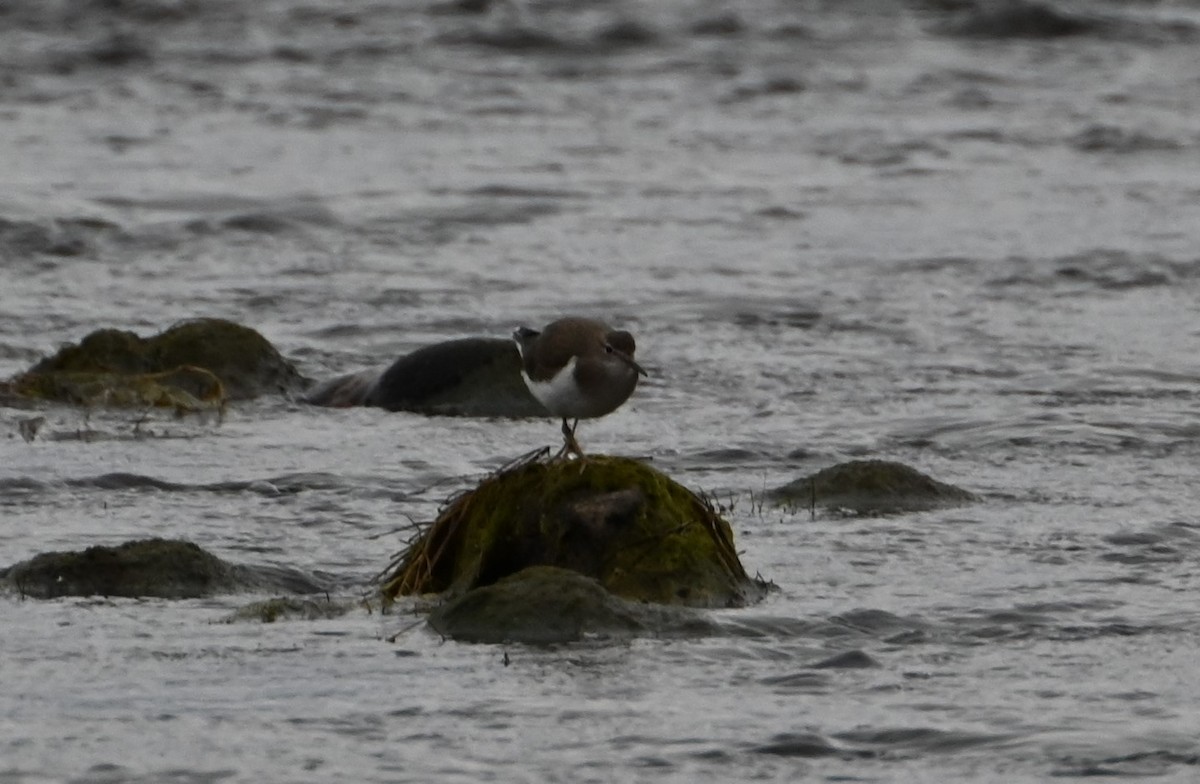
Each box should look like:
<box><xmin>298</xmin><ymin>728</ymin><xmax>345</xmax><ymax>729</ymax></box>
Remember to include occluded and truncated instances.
<box><xmin>1</xmin><ymin>538</ymin><xmax>247</xmax><ymax>599</ymax></box>
<box><xmin>12</xmin><ymin>365</ymin><xmax>225</xmax><ymax>410</ymax></box>
<box><xmin>383</xmin><ymin>454</ymin><xmax>766</xmax><ymax>608</ymax></box>
<box><xmin>427</xmin><ymin>565</ymin><xmax>721</xmax><ymax>644</ymax></box>
<box><xmin>305</xmin><ymin>337</ymin><xmax>547</xmax><ymax>417</ymax></box>
<box><xmin>11</xmin><ymin>318</ymin><xmax>305</xmax><ymax>408</ymax></box>
<box><xmin>770</xmin><ymin>459</ymin><xmax>976</xmax><ymax>515</ymax></box>
<box><xmin>223</xmin><ymin>596</ymin><xmax>358</xmax><ymax>623</ymax></box>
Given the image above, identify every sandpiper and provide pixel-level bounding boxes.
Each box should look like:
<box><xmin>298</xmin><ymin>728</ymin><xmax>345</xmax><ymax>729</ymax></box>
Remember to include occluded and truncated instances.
<box><xmin>513</xmin><ymin>317</ymin><xmax>647</xmax><ymax>457</ymax></box>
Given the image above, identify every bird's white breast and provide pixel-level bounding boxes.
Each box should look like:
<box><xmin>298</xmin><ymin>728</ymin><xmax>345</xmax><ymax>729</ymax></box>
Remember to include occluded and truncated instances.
<box><xmin>521</xmin><ymin>356</ymin><xmax>590</xmax><ymax>417</ymax></box>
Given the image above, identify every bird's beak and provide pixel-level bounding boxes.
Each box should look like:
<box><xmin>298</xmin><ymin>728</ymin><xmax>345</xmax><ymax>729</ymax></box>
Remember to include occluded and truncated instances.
<box><xmin>618</xmin><ymin>351</ymin><xmax>648</xmax><ymax>377</ymax></box>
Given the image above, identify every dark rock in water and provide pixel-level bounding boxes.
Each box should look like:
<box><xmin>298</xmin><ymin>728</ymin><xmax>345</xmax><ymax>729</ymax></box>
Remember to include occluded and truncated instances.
<box><xmin>305</xmin><ymin>336</ymin><xmax>547</xmax><ymax>417</ymax></box>
<box><xmin>224</xmin><ymin>596</ymin><xmax>358</xmax><ymax>623</ymax></box>
<box><xmin>932</xmin><ymin>1</ymin><xmax>1098</xmax><ymax>39</ymax></box>
<box><xmin>770</xmin><ymin>459</ymin><xmax>976</xmax><ymax>515</ymax></box>
<box><xmin>382</xmin><ymin>453</ymin><xmax>770</xmax><ymax>608</ymax></box>
<box><xmin>1</xmin><ymin>538</ymin><xmax>335</xmax><ymax>600</ymax></box>
<box><xmin>2</xmin><ymin>538</ymin><xmax>244</xmax><ymax>599</ymax></box>
<box><xmin>9</xmin><ymin>318</ymin><xmax>306</xmax><ymax>408</ymax></box>
<box><xmin>427</xmin><ymin>566</ymin><xmax>719</xmax><ymax>644</ymax></box>
<box><xmin>367</xmin><ymin>337</ymin><xmax>540</xmax><ymax>415</ymax></box>
<box><xmin>428</xmin><ymin>566</ymin><xmax>645</xmax><ymax>644</ymax></box>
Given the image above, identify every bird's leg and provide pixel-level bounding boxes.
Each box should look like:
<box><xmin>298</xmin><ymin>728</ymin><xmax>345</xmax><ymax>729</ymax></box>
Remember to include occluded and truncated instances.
<box><xmin>552</xmin><ymin>417</ymin><xmax>571</xmax><ymax>459</ymax></box>
<box><xmin>557</xmin><ymin>417</ymin><xmax>584</xmax><ymax>459</ymax></box>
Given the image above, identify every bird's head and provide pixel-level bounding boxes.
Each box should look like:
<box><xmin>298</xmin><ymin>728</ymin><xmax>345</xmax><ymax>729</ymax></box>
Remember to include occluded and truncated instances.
<box><xmin>604</xmin><ymin>330</ymin><xmax>647</xmax><ymax>377</ymax></box>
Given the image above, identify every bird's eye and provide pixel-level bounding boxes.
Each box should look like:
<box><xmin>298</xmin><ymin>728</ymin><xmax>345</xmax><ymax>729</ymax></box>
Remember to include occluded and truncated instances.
<box><xmin>605</xmin><ymin>344</ymin><xmax>614</xmax><ymax>353</ymax></box>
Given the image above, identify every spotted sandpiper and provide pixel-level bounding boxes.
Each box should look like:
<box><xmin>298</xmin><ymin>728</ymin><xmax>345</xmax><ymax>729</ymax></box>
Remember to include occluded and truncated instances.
<box><xmin>512</xmin><ymin>317</ymin><xmax>647</xmax><ymax>458</ymax></box>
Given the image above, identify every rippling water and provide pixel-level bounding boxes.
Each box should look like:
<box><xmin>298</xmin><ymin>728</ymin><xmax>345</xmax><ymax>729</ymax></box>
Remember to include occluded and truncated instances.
<box><xmin>3</xmin><ymin>0</ymin><xmax>1200</xmax><ymax>781</ymax></box>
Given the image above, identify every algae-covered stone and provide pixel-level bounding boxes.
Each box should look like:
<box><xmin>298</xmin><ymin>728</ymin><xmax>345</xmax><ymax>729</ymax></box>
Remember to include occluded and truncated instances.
<box><xmin>224</xmin><ymin>596</ymin><xmax>357</xmax><ymax>623</ymax></box>
<box><xmin>12</xmin><ymin>365</ymin><xmax>225</xmax><ymax>410</ymax></box>
<box><xmin>383</xmin><ymin>454</ymin><xmax>767</xmax><ymax>608</ymax></box>
<box><xmin>770</xmin><ymin>459</ymin><xmax>976</xmax><ymax>515</ymax></box>
<box><xmin>305</xmin><ymin>337</ymin><xmax>546</xmax><ymax>417</ymax></box>
<box><xmin>2</xmin><ymin>538</ymin><xmax>245</xmax><ymax>599</ymax></box>
<box><xmin>428</xmin><ymin>565</ymin><xmax>644</xmax><ymax>644</ymax></box>
<box><xmin>1</xmin><ymin>538</ymin><xmax>336</xmax><ymax>600</ymax></box>
<box><xmin>11</xmin><ymin>317</ymin><xmax>305</xmax><ymax>408</ymax></box>
<box><xmin>427</xmin><ymin>565</ymin><xmax>721</xmax><ymax>644</ymax></box>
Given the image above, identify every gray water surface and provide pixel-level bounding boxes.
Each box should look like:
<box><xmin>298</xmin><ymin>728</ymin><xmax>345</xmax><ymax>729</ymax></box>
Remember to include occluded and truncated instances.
<box><xmin>3</xmin><ymin>1</ymin><xmax>1200</xmax><ymax>781</ymax></box>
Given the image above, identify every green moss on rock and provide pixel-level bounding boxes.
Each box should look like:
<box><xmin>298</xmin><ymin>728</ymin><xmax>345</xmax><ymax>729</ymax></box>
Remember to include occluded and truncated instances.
<box><xmin>2</xmin><ymin>538</ymin><xmax>245</xmax><ymax>599</ymax></box>
<box><xmin>770</xmin><ymin>459</ymin><xmax>976</xmax><ymax>515</ymax></box>
<box><xmin>383</xmin><ymin>454</ymin><xmax>766</xmax><ymax>608</ymax></box>
<box><xmin>13</xmin><ymin>365</ymin><xmax>225</xmax><ymax>410</ymax></box>
<box><xmin>11</xmin><ymin>318</ymin><xmax>305</xmax><ymax>408</ymax></box>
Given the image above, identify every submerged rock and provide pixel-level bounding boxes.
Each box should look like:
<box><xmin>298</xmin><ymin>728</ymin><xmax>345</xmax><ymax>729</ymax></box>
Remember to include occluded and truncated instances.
<box><xmin>770</xmin><ymin>459</ymin><xmax>976</xmax><ymax>515</ymax></box>
<box><xmin>427</xmin><ymin>565</ymin><xmax>720</xmax><ymax>644</ymax></box>
<box><xmin>429</xmin><ymin>566</ymin><xmax>642</xmax><ymax>643</ymax></box>
<box><xmin>304</xmin><ymin>336</ymin><xmax>546</xmax><ymax>417</ymax></box>
<box><xmin>224</xmin><ymin>596</ymin><xmax>358</xmax><ymax>623</ymax></box>
<box><xmin>9</xmin><ymin>318</ymin><xmax>306</xmax><ymax>409</ymax></box>
<box><xmin>1</xmin><ymin>538</ymin><xmax>333</xmax><ymax>599</ymax></box>
<box><xmin>2</xmin><ymin>538</ymin><xmax>244</xmax><ymax>599</ymax></box>
<box><xmin>383</xmin><ymin>453</ymin><xmax>768</xmax><ymax>609</ymax></box>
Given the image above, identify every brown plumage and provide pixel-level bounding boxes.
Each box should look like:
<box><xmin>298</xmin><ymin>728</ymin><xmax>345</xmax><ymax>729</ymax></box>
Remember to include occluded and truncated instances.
<box><xmin>512</xmin><ymin>317</ymin><xmax>646</xmax><ymax>457</ymax></box>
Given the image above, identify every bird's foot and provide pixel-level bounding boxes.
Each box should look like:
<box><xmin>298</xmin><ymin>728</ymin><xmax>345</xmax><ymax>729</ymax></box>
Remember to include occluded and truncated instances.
<box><xmin>552</xmin><ymin>437</ymin><xmax>585</xmax><ymax>461</ymax></box>
<box><xmin>550</xmin><ymin>418</ymin><xmax>585</xmax><ymax>461</ymax></box>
